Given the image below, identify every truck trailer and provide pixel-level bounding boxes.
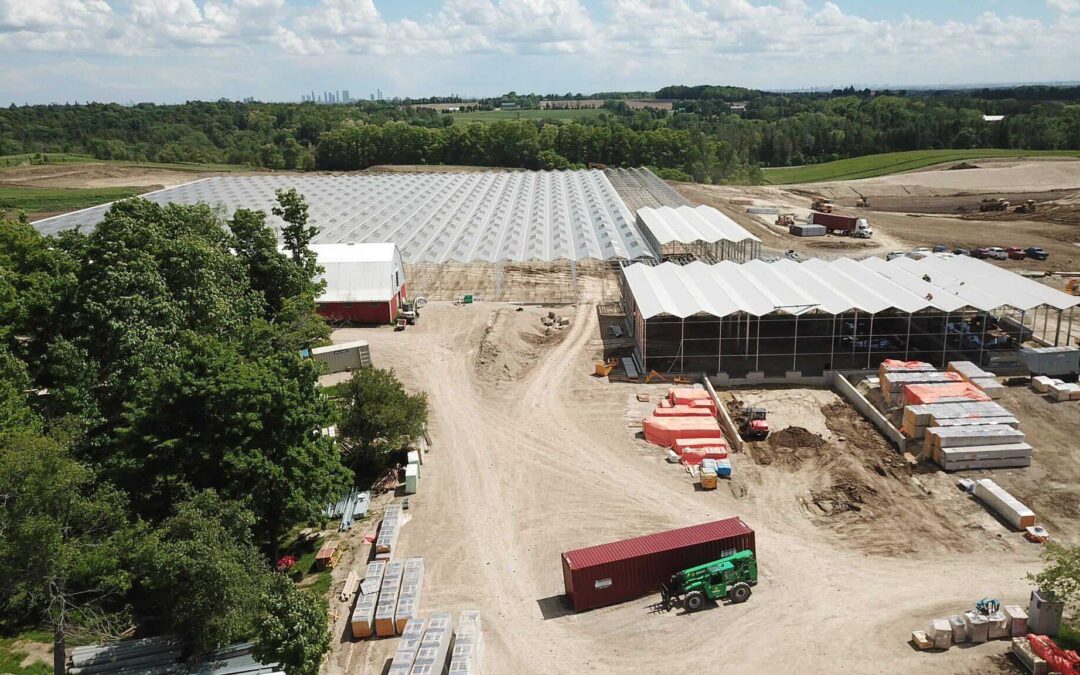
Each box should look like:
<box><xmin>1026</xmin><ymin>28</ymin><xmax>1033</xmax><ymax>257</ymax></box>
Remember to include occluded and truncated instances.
<box><xmin>807</xmin><ymin>211</ymin><xmax>872</xmax><ymax>238</ymax></box>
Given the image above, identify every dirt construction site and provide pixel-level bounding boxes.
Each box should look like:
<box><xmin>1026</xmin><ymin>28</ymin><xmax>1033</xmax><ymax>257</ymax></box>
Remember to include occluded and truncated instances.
<box><xmin>318</xmin><ymin>300</ymin><xmax>1080</xmax><ymax>675</ymax></box>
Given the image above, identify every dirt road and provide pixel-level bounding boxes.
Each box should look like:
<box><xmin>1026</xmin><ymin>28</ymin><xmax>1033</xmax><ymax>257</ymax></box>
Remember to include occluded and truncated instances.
<box><xmin>328</xmin><ymin>304</ymin><xmax>1042</xmax><ymax>675</ymax></box>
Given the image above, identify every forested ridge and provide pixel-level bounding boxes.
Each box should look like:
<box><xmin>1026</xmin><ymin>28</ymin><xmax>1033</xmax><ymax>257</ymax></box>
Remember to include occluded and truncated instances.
<box><xmin>2</xmin><ymin>85</ymin><xmax>1080</xmax><ymax>183</ymax></box>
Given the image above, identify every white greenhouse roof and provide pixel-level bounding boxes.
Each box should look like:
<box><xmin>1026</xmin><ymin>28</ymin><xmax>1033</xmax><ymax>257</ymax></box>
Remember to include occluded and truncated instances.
<box><xmin>624</xmin><ymin>255</ymin><xmax>1080</xmax><ymax>319</ymax></box>
<box><xmin>310</xmin><ymin>243</ymin><xmax>404</xmax><ymax>303</ymax></box>
<box><xmin>32</xmin><ymin>170</ymin><xmax>655</xmax><ymax>264</ymax></box>
<box><xmin>637</xmin><ymin>205</ymin><xmax>759</xmax><ymax>247</ymax></box>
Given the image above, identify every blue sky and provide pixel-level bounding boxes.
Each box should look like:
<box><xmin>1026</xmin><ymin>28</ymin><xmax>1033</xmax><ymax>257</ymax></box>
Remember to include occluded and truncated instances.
<box><xmin>1</xmin><ymin>1</ymin><xmax>1079</xmax><ymax>105</ymax></box>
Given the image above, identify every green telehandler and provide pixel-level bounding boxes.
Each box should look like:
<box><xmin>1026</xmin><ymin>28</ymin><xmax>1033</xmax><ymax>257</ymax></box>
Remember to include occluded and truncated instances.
<box><xmin>659</xmin><ymin>549</ymin><xmax>757</xmax><ymax>612</ymax></box>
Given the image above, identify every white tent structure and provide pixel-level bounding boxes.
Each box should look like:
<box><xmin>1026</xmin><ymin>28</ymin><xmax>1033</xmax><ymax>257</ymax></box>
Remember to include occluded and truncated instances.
<box><xmin>621</xmin><ymin>255</ymin><xmax>1080</xmax><ymax>376</ymax></box>
<box><xmin>636</xmin><ymin>205</ymin><xmax>761</xmax><ymax>262</ymax></box>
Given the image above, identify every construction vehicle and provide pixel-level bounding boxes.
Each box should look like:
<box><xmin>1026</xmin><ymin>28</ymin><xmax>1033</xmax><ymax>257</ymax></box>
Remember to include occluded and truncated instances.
<box><xmin>734</xmin><ymin>405</ymin><xmax>769</xmax><ymax>440</ymax></box>
<box><xmin>855</xmin><ymin>195</ymin><xmax>869</xmax><ymax>208</ymax></box>
<box><xmin>980</xmin><ymin>197</ymin><xmax>1010</xmax><ymax>212</ymax></box>
<box><xmin>1015</xmin><ymin>199</ymin><xmax>1037</xmax><ymax>214</ymax></box>
<box><xmin>775</xmin><ymin>213</ymin><xmax>795</xmax><ymax>227</ymax></box>
<box><xmin>659</xmin><ymin>550</ymin><xmax>757</xmax><ymax>612</ymax></box>
<box><xmin>644</xmin><ymin>370</ymin><xmax>669</xmax><ymax>384</ymax></box>
<box><xmin>1067</xmin><ymin>279</ymin><xmax>1080</xmax><ymax>296</ymax></box>
<box><xmin>811</xmin><ymin>197</ymin><xmax>833</xmax><ymax>213</ymax></box>
<box><xmin>594</xmin><ymin>358</ymin><xmax>618</xmax><ymax>377</ymax></box>
<box><xmin>399</xmin><ymin>300</ymin><xmax>419</xmax><ymax>325</ymax></box>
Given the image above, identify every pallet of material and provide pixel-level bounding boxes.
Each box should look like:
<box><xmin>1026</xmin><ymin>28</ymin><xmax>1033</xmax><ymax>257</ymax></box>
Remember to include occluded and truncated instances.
<box><xmin>924</xmin><ymin>425</ymin><xmax>1025</xmax><ymax>452</ymax></box>
<box><xmin>1048</xmin><ymin>381</ymin><xmax>1080</xmax><ymax>401</ymax></box>
<box><xmin>1032</xmin><ymin>376</ymin><xmax>1059</xmax><ymax>394</ymax></box>
<box><xmin>936</xmin><ymin>456</ymin><xmax>1032</xmax><ymax>471</ymax></box>
<box><xmin>448</xmin><ymin>611</ymin><xmax>484</xmax><ymax>674</ymax></box>
<box><xmin>947</xmin><ymin>360</ymin><xmax>991</xmax><ymax>380</ymax></box>
<box><xmin>351</xmin><ymin>590</ymin><xmax>379</xmax><ymax>639</ymax></box>
<box><xmin>1004</xmin><ymin>605</ymin><xmax>1028</xmax><ymax>637</ymax></box>
<box><xmin>360</xmin><ymin>561</ymin><xmax>386</xmax><ymax>596</ymax></box>
<box><xmin>934</xmin><ymin>443</ymin><xmax>1033</xmax><ymax>463</ymax></box>
<box><xmin>882</xmin><ymin>371</ymin><xmax>963</xmax><ymax>400</ymax></box>
<box><xmin>969</xmin><ymin>377</ymin><xmax>1006</xmax><ymax>399</ymax></box>
<box><xmin>376</xmin><ymin>504</ymin><xmax>404</xmax><ymax>555</ymax></box>
<box><xmin>387</xmin><ymin>618</ymin><xmax>427</xmax><ymax>675</ymax></box>
<box><xmin>973</xmin><ymin>478</ymin><xmax>1037</xmax><ymax>529</ymax></box>
<box><xmin>902</xmin><ymin>401</ymin><xmax>1012</xmax><ymax>437</ymax></box>
<box><xmin>1011</xmin><ymin>637</ymin><xmax>1049</xmax><ymax>675</ymax></box>
<box><xmin>374</xmin><ymin>561</ymin><xmax>406</xmax><ymax>637</ymax></box>
<box><xmin>340</xmin><ymin>570</ymin><xmax>360</xmax><ymax>603</ymax></box>
<box><xmin>642</xmin><ymin>416</ymin><xmax>722</xmax><ymax>447</ymax></box>
<box><xmin>879</xmin><ymin>359</ymin><xmax>936</xmax><ymax>378</ymax></box>
<box><xmin>411</xmin><ymin>611</ymin><xmax>454</xmax><ymax>675</ymax></box>
<box><xmin>933</xmin><ymin>416</ymin><xmax>1019</xmax><ymax>429</ymax></box>
<box><xmin>902</xmin><ymin>382</ymin><xmax>990</xmax><ymax>406</ymax></box>
<box><xmin>395</xmin><ymin>558</ymin><xmax>424</xmax><ymax>634</ymax></box>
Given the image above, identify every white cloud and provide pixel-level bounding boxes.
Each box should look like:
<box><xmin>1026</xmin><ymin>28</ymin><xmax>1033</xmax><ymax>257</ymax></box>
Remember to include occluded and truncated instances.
<box><xmin>1047</xmin><ymin>0</ymin><xmax>1079</xmax><ymax>13</ymax></box>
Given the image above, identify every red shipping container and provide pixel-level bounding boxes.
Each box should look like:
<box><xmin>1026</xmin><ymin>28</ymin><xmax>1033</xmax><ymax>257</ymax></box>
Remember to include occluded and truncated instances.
<box><xmin>651</xmin><ymin>405</ymin><xmax>713</xmax><ymax>417</ymax></box>
<box><xmin>642</xmin><ymin>416</ymin><xmax>722</xmax><ymax>447</ymax></box>
<box><xmin>561</xmin><ymin>518</ymin><xmax>756</xmax><ymax>611</ymax></box>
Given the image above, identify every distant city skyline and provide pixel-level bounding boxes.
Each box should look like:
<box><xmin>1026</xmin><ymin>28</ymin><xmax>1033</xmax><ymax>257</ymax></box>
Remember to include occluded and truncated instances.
<box><xmin>3</xmin><ymin>1</ymin><xmax>1080</xmax><ymax>106</ymax></box>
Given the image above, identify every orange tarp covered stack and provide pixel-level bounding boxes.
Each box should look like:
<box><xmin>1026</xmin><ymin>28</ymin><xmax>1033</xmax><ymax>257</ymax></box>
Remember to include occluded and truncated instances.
<box><xmin>643</xmin><ymin>416</ymin><xmax>723</xmax><ymax>448</ymax></box>
<box><xmin>652</xmin><ymin>405</ymin><xmax>714</xmax><ymax>417</ymax></box>
<box><xmin>668</xmin><ymin>388</ymin><xmax>712</xmax><ymax>405</ymax></box>
<box><xmin>903</xmin><ymin>382</ymin><xmax>992</xmax><ymax>406</ymax></box>
<box><xmin>878</xmin><ymin>359</ymin><xmax>935</xmax><ymax>378</ymax></box>
<box><xmin>673</xmin><ymin>437</ymin><xmax>730</xmax><ymax>465</ymax></box>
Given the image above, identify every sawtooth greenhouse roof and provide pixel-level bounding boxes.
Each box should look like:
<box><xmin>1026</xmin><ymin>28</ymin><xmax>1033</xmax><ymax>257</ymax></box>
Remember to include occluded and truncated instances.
<box><xmin>32</xmin><ymin>170</ymin><xmax>656</xmax><ymax>264</ymax></box>
<box><xmin>623</xmin><ymin>255</ymin><xmax>1080</xmax><ymax>319</ymax></box>
<box><xmin>636</xmin><ymin>204</ymin><xmax>760</xmax><ymax>247</ymax></box>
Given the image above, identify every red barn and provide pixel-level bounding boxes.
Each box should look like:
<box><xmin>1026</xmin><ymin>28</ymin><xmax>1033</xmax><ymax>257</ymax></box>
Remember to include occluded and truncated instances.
<box><xmin>311</xmin><ymin>243</ymin><xmax>406</xmax><ymax>325</ymax></box>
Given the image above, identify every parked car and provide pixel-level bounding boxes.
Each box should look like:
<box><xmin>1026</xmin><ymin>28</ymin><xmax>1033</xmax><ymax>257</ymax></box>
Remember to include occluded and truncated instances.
<box><xmin>1025</xmin><ymin>247</ymin><xmax>1050</xmax><ymax>260</ymax></box>
<box><xmin>986</xmin><ymin>247</ymin><xmax>1008</xmax><ymax>260</ymax></box>
<box><xmin>886</xmin><ymin>250</ymin><xmax>906</xmax><ymax>261</ymax></box>
<box><xmin>971</xmin><ymin>247</ymin><xmax>990</xmax><ymax>259</ymax></box>
<box><xmin>907</xmin><ymin>247</ymin><xmax>932</xmax><ymax>259</ymax></box>
<box><xmin>1005</xmin><ymin>247</ymin><xmax>1027</xmax><ymax>260</ymax></box>
<box><xmin>932</xmin><ymin>244</ymin><xmax>949</xmax><ymax>253</ymax></box>
<box><xmin>953</xmin><ymin>248</ymin><xmax>971</xmax><ymax>256</ymax></box>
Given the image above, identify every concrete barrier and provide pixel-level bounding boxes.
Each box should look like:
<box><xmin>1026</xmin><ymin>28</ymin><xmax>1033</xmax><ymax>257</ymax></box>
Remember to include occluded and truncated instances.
<box><xmin>702</xmin><ymin>375</ymin><xmax>745</xmax><ymax>456</ymax></box>
<box><xmin>832</xmin><ymin>371</ymin><xmax>905</xmax><ymax>449</ymax></box>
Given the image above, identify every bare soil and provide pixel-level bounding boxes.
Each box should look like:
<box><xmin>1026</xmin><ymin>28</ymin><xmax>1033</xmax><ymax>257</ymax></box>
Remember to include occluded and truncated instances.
<box><xmin>319</xmin><ymin>303</ymin><xmax>1065</xmax><ymax>675</ymax></box>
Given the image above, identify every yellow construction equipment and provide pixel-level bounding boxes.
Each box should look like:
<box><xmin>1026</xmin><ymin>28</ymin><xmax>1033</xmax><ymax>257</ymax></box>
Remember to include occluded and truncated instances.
<box><xmin>594</xmin><ymin>358</ymin><xmax>618</xmax><ymax>377</ymax></box>
<box><xmin>1067</xmin><ymin>279</ymin><xmax>1080</xmax><ymax>296</ymax></box>
<box><xmin>811</xmin><ymin>197</ymin><xmax>833</xmax><ymax>213</ymax></box>
<box><xmin>644</xmin><ymin>370</ymin><xmax>669</xmax><ymax>383</ymax></box>
<box><xmin>855</xmin><ymin>196</ymin><xmax>869</xmax><ymax>208</ymax></box>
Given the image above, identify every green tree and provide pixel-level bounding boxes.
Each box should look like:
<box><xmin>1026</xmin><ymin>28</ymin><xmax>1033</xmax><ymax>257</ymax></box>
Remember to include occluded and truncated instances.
<box><xmin>1028</xmin><ymin>542</ymin><xmax>1080</xmax><ymax>623</ymax></box>
<box><xmin>141</xmin><ymin>491</ymin><xmax>269</xmax><ymax>654</ymax></box>
<box><xmin>338</xmin><ymin>367</ymin><xmax>428</xmax><ymax>476</ymax></box>
<box><xmin>271</xmin><ymin>188</ymin><xmax>319</xmax><ymax>280</ymax></box>
<box><xmin>254</xmin><ymin>574</ymin><xmax>331</xmax><ymax>675</ymax></box>
<box><xmin>0</xmin><ymin>431</ymin><xmax>135</xmax><ymax>675</ymax></box>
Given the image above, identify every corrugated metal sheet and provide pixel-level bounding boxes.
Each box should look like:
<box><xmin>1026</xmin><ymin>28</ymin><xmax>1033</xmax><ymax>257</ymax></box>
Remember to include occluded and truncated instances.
<box><xmin>32</xmin><ymin>170</ymin><xmax>655</xmax><ymax>264</ymax></box>
<box><xmin>562</xmin><ymin>517</ymin><xmax>755</xmax><ymax>611</ymax></box>
<box><xmin>623</xmin><ymin>255</ymin><xmax>1080</xmax><ymax>319</ymax></box>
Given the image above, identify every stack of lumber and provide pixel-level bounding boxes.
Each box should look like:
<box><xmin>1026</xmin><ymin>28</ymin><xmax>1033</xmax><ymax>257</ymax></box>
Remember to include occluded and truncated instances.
<box><xmin>351</xmin><ymin>562</ymin><xmax>386</xmax><ymax>638</ymax></box>
<box><xmin>387</xmin><ymin>618</ymin><xmax>427</xmax><ymax>675</ymax></box>
<box><xmin>449</xmin><ymin>611</ymin><xmax>484</xmax><ymax>674</ymax></box>
<box><xmin>672</xmin><ymin>437</ymin><xmax>730</xmax><ymax>466</ymax></box>
<box><xmin>411</xmin><ymin>611</ymin><xmax>454</xmax><ymax>674</ymax></box>
<box><xmin>902</xmin><ymin>400</ymin><xmax>1012</xmax><ymax>439</ymax></box>
<box><xmin>880</xmin><ymin>359</ymin><xmax>936</xmax><ymax>378</ymax></box>
<box><xmin>395</xmin><ymin>558</ymin><xmax>425</xmax><ymax>633</ymax></box>
<box><xmin>973</xmin><ymin>479</ymin><xmax>1036</xmax><ymax>530</ymax></box>
<box><xmin>1048</xmin><ymin>380</ymin><xmax>1080</xmax><ymax>402</ymax></box>
<box><xmin>376</xmin><ymin>504</ymin><xmax>405</xmax><ymax>560</ymax></box>
<box><xmin>926</xmin><ymin>425</ymin><xmax>1031</xmax><ymax>471</ymax></box>
<box><xmin>374</xmin><ymin>561</ymin><xmax>406</xmax><ymax>637</ymax></box>
<box><xmin>947</xmin><ymin>361</ymin><xmax>1006</xmax><ymax>399</ymax></box>
<box><xmin>642</xmin><ymin>415</ymin><xmax>722</xmax><ymax>447</ymax></box>
<box><xmin>340</xmin><ymin>570</ymin><xmax>360</xmax><ymax>603</ymax></box>
<box><xmin>1011</xmin><ymin>637</ymin><xmax>1050</xmax><ymax>675</ymax></box>
<box><xmin>902</xmin><ymin>382</ymin><xmax>990</xmax><ymax>406</ymax></box>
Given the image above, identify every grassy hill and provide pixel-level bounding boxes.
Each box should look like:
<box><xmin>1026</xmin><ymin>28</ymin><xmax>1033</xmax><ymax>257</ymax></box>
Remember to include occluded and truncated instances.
<box><xmin>762</xmin><ymin>149</ymin><xmax>1080</xmax><ymax>185</ymax></box>
<box><xmin>0</xmin><ymin>186</ymin><xmax>145</xmax><ymax>214</ymax></box>
<box><xmin>0</xmin><ymin>153</ymin><xmax>250</xmax><ymax>173</ymax></box>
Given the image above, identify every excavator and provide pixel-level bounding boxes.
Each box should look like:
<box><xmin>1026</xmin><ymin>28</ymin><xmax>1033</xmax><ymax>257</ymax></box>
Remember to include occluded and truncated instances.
<box><xmin>659</xmin><ymin>550</ymin><xmax>758</xmax><ymax>612</ymax></box>
<box><xmin>980</xmin><ymin>197</ymin><xmax>1010</xmax><ymax>212</ymax></box>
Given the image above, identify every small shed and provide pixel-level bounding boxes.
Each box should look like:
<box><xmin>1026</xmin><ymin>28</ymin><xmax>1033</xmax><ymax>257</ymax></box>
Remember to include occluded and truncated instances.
<box><xmin>310</xmin><ymin>243</ymin><xmax>406</xmax><ymax>324</ymax></box>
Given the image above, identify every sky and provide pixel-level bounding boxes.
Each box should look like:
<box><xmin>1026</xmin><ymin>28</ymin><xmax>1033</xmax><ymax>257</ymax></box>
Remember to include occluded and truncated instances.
<box><xmin>2</xmin><ymin>0</ymin><xmax>1080</xmax><ymax>105</ymax></box>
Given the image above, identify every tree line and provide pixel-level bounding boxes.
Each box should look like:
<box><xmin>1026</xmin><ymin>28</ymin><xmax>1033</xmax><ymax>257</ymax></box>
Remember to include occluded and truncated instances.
<box><xmin>2</xmin><ymin>85</ymin><xmax>1079</xmax><ymax>182</ymax></box>
<box><xmin>0</xmin><ymin>193</ymin><xmax>427</xmax><ymax>674</ymax></box>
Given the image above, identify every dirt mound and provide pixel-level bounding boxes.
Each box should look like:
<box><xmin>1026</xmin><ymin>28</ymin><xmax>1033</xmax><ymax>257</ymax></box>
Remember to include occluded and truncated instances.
<box><xmin>474</xmin><ymin>308</ymin><xmax>567</xmax><ymax>382</ymax></box>
<box><xmin>948</xmin><ymin>162</ymin><xmax>981</xmax><ymax>171</ymax></box>
<box><xmin>770</xmin><ymin>426</ymin><xmax>827</xmax><ymax>450</ymax></box>
<box><xmin>807</xmin><ymin>469</ymin><xmax>880</xmax><ymax>516</ymax></box>
<box><xmin>752</xmin><ymin>426</ymin><xmax>829</xmax><ymax>468</ymax></box>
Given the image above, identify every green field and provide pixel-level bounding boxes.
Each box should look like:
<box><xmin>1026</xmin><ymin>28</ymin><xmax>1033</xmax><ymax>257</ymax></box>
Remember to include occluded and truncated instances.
<box><xmin>0</xmin><ymin>186</ymin><xmax>145</xmax><ymax>214</ymax></box>
<box><xmin>762</xmin><ymin>149</ymin><xmax>1080</xmax><ymax>185</ymax></box>
<box><xmin>0</xmin><ymin>153</ymin><xmax>250</xmax><ymax>173</ymax></box>
<box><xmin>451</xmin><ymin>108</ymin><xmax>609</xmax><ymax>125</ymax></box>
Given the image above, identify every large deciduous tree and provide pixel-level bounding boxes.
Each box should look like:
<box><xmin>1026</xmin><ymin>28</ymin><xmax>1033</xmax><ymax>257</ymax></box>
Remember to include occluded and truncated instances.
<box><xmin>338</xmin><ymin>367</ymin><xmax>428</xmax><ymax>476</ymax></box>
<box><xmin>254</xmin><ymin>574</ymin><xmax>331</xmax><ymax>675</ymax></box>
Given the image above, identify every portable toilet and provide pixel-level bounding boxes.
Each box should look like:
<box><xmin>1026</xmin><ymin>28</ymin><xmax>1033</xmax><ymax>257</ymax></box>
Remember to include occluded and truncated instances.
<box><xmin>404</xmin><ymin>464</ymin><xmax>419</xmax><ymax>495</ymax></box>
<box><xmin>1028</xmin><ymin>589</ymin><xmax>1063</xmax><ymax>636</ymax></box>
